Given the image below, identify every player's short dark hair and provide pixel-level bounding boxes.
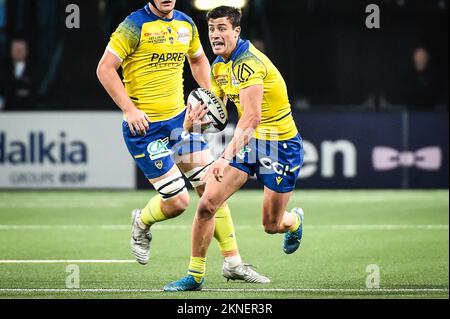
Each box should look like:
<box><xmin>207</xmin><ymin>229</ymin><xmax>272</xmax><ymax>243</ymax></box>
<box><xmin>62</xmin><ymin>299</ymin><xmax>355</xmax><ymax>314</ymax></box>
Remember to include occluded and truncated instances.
<box><xmin>206</xmin><ymin>6</ymin><xmax>242</xmax><ymax>28</ymax></box>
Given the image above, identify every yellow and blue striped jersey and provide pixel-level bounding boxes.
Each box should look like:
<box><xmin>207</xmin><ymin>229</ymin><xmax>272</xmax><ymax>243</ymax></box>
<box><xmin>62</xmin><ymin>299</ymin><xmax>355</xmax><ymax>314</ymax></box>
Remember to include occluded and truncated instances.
<box><xmin>211</xmin><ymin>39</ymin><xmax>298</xmax><ymax>141</ymax></box>
<box><xmin>108</xmin><ymin>4</ymin><xmax>203</xmax><ymax>121</ymax></box>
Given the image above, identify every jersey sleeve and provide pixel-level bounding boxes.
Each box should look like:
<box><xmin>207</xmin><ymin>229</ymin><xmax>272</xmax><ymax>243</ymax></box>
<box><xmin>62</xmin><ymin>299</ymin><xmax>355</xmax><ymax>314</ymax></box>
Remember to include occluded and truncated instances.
<box><xmin>233</xmin><ymin>52</ymin><xmax>267</xmax><ymax>90</ymax></box>
<box><xmin>107</xmin><ymin>17</ymin><xmax>141</xmax><ymax>61</ymax></box>
<box><xmin>188</xmin><ymin>23</ymin><xmax>203</xmax><ymax>59</ymax></box>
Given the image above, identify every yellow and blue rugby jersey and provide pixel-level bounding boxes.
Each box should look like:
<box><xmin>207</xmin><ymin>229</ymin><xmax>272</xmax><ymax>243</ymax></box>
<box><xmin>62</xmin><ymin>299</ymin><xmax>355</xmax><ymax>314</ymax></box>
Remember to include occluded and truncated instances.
<box><xmin>108</xmin><ymin>4</ymin><xmax>203</xmax><ymax>121</ymax></box>
<box><xmin>211</xmin><ymin>39</ymin><xmax>298</xmax><ymax>141</ymax></box>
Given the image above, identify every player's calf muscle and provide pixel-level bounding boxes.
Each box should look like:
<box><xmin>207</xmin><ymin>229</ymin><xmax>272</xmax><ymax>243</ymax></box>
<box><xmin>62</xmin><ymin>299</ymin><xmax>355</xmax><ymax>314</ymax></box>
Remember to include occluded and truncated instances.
<box><xmin>262</xmin><ymin>220</ymin><xmax>281</xmax><ymax>234</ymax></box>
<box><xmin>161</xmin><ymin>191</ymin><xmax>190</xmax><ymax>218</ymax></box>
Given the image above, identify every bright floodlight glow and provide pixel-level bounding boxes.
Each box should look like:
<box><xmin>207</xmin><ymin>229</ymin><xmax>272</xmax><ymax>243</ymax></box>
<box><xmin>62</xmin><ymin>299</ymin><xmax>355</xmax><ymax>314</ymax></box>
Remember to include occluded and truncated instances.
<box><xmin>193</xmin><ymin>0</ymin><xmax>247</xmax><ymax>11</ymax></box>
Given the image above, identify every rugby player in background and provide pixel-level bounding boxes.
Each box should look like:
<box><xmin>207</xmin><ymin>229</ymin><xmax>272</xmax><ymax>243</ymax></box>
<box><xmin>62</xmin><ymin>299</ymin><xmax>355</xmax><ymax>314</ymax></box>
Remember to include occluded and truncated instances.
<box><xmin>97</xmin><ymin>0</ymin><xmax>269</xmax><ymax>283</ymax></box>
<box><xmin>165</xmin><ymin>6</ymin><xmax>305</xmax><ymax>291</ymax></box>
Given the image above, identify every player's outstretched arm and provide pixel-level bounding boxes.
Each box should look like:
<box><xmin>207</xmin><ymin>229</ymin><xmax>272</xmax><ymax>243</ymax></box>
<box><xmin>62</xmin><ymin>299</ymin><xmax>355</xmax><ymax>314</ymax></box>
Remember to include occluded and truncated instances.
<box><xmin>96</xmin><ymin>50</ymin><xmax>150</xmax><ymax>136</ymax></box>
<box><xmin>188</xmin><ymin>53</ymin><xmax>211</xmax><ymax>90</ymax></box>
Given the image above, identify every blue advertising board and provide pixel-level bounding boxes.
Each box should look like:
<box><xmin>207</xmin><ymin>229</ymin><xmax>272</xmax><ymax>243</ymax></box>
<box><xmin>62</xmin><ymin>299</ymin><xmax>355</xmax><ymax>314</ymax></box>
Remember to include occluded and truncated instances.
<box><xmin>293</xmin><ymin>111</ymin><xmax>448</xmax><ymax>189</ymax></box>
<box><xmin>136</xmin><ymin>111</ymin><xmax>448</xmax><ymax>189</ymax></box>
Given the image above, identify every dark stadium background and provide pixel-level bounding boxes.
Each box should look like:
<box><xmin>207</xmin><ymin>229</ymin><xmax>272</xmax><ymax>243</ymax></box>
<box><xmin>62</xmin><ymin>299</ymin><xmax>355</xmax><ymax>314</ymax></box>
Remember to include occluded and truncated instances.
<box><xmin>1</xmin><ymin>0</ymin><xmax>448</xmax><ymax>109</ymax></box>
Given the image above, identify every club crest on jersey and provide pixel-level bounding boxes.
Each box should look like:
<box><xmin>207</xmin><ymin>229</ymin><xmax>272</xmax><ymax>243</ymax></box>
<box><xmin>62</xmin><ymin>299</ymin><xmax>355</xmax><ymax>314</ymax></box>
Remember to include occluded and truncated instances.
<box><xmin>155</xmin><ymin>160</ymin><xmax>163</xmax><ymax>170</ymax></box>
<box><xmin>147</xmin><ymin>137</ymin><xmax>171</xmax><ymax>160</ymax></box>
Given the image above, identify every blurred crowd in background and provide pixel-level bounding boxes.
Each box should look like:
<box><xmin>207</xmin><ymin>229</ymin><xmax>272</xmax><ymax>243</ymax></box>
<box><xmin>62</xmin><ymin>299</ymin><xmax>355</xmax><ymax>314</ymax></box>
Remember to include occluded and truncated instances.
<box><xmin>0</xmin><ymin>0</ymin><xmax>448</xmax><ymax>112</ymax></box>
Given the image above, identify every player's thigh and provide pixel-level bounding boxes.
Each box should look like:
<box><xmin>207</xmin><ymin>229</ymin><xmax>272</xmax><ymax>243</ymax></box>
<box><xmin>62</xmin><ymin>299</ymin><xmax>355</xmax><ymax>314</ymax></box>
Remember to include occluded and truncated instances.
<box><xmin>199</xmin><ymin>165</ymin><xmax>249</xmax><ymax>215</ymax></box>
<box><xmin>147</xmin><ymin>165</ymin><xmax>190</xmax><ymax>214</ymax></box>
<box><xmin>177</xmin><ymin>148</ymin><xmax>214</xmax><ymax>170</ymax></box>
<box><xmin>177</xmin><ymin>149</ymin><xmax>214</xmax><ymax>197</ymax></box>
<box><xmin>262</xmin><ymin>187</ymin><xmax>292</xmax><ymax>225</ymax></box>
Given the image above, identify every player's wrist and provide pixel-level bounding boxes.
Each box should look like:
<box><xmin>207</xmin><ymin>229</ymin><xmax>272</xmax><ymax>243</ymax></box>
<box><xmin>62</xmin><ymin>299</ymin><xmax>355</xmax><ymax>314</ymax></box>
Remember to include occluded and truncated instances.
<box><xmin>123</xmin><ymin>105</ymin><xmax>139</xmax><ymax>115</ymax></box>
<box><xmin>221</xmin><ymin>155</ymin><xmax>232</xmax><ymax>163</ymax></box>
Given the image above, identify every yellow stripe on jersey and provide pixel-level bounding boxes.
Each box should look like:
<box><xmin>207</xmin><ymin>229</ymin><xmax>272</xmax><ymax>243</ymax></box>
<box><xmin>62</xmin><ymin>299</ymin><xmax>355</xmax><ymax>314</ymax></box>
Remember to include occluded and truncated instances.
<box><xmin>211</xmin><ymin>39</ymin><xmax>298</xmax><ymax>141</ymax></box>
<box><xmin>108</xmin><ymin>5</ymin><xmax>203</xmax><ymax>122</ymax></box>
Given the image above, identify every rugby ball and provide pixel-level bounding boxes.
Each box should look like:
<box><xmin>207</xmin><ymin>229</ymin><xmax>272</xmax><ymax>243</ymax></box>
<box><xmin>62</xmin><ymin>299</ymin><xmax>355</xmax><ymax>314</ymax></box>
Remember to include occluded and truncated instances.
<box><xmin>187</xmin><ymin>88</ymin><xmax>228</xmax><ymax>133</ymax></box>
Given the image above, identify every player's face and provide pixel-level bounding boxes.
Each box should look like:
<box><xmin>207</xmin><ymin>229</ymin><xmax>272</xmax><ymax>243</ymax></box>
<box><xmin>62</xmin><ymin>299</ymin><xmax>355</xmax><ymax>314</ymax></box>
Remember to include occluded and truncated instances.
<box><xmin>208</xmin><ymin>17</ymin><xmax>241</xmax><ymax>59</ymax></box>
<box><xmin>152</xmin><ymin>0</ymin><xmax>176</xmax><ymax>14</ymax></box>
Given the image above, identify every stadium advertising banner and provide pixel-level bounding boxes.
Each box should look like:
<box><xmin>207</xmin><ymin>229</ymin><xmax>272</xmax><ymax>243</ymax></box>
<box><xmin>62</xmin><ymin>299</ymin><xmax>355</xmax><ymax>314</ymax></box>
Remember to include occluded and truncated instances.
<box><xmin>295</xmin><ymin>112</ymin><xmax>448</xmax><ymax>189</ymax></box>
<box><xmin>205</xmin><ymin>111</ymin><xmax>449</xmax><ymax>189</ymax></box>
<box><xmin>0</xmin><ymin>112</ymin><xmax>135</xmax><ymax>189</ymax></box>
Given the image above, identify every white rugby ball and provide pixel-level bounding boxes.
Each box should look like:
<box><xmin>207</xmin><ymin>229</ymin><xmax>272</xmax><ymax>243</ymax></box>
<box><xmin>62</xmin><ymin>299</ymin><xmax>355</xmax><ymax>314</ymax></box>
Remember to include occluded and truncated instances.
<box><xmin>187</xmin><ymin>88</ymin><xmax>228</xmax><ymax>133</ymax></box>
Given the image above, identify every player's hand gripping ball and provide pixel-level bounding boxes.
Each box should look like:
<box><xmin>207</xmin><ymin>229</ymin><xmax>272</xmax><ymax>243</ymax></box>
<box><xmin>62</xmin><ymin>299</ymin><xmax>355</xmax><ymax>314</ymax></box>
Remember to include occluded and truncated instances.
<box><xmin>186</xmin><ymin>88</ymin><xmax>228</xmax><ymax>133</ymax></box>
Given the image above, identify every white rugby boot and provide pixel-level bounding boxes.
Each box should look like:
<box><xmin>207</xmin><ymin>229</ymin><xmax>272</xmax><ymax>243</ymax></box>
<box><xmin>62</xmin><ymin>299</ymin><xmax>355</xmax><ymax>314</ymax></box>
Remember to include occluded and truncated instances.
<box><xmin>130</xmin><ymin>209</ymin><xmax>152</xmax><ymax>265</ymax></box>
<box><xmin>222</xmin><ymin>262</ymin><xmax>271</xmax><ymax>283</ymax></box>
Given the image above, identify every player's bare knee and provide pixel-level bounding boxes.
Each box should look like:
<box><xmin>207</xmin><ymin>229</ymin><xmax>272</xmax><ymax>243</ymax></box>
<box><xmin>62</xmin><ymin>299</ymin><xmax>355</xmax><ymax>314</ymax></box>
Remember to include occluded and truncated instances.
<box><xmin>176</xmin><ymin>191</ymin><xmax>191</xmax><ymax>213</ymax></box>
<box><xmin>197</xmin><ymin>197</ymin><xmax>218</xmax><ymax>220</ymax></box>
<box><xmin>153</xmin><ymin>171</ymin><xmax>188</xmax><ymax>217</ymax></box>
<box><xmin>166</xmin><ymin>192</ymin><xmax>190</xmax><ymax>217</ymax></box>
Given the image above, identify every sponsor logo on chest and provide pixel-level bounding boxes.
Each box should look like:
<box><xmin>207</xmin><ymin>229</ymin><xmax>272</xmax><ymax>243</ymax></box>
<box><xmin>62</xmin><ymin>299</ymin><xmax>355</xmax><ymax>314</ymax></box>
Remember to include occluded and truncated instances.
<box><xmin>176</xmin><ymin>27</ymin><xmax>191</xmax><ymax>45</ymax></box>
<box><xmin>143</xmin><ymin>26</ymin><xmax>191</xmax><ymax>46</ymax></box>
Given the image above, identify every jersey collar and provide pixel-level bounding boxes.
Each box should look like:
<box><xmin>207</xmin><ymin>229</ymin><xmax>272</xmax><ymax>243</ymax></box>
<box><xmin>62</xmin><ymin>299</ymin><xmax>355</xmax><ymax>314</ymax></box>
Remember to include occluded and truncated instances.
<box><xmin>218</xmin><ymin>38</ymin><xmax>249</xmax><ymax>64</ymax></box>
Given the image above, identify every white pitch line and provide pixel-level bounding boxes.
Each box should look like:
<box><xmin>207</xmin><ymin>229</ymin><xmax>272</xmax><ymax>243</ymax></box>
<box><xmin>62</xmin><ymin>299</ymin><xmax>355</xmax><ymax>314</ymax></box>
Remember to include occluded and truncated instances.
<box><xmin>0</xmin><ymin>225</ymin><xmax>130</xmax><ymax>230</ymax></box>
<box><xmin>0</xmin><ymin>260</ymin><xmax>135</xmax><ymax>264</ymax></box>
<box><xmin>0</xmin><ymin>224</ymin><xmax>448</xmax><ymax>230</ymax></box>
<box><xmin>314</xmin><ymin>224</ymin><xmax>449</xmax><ymax>230</ymax></box>
<box><xmin>0</xmin><ymin>203</ymin><xmax>122</xmax><ymax>209</ymax></box>
<box><xmin>0</xmin><ymin>288</ymin><xmax>447</xmax><ymax>293</ymax></box>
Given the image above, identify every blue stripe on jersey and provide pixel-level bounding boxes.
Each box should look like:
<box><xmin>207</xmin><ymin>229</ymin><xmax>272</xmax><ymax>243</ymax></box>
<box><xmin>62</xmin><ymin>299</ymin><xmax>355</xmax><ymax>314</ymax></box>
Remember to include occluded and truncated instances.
<box><xmin>212</xmin><ymin>38</ymin><xmax>250</xmax><ymax>66</ymax></box>
<box><xmin>173</xmin><ymin>10</ymin><xmax>196</xmax><ymax>27</ymax></box>
<box><xmin>127</xmin><ymin>5</ymin><xmax>158</xmax><ymax>30</ymax></box>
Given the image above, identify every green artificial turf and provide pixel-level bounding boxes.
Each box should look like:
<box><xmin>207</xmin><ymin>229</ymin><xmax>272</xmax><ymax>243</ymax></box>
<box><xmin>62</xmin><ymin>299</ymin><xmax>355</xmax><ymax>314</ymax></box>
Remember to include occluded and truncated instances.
<box><xmin>0</xmin><ymin>190</ymin><xmax>448</xmax><ymax>299</ymax></box>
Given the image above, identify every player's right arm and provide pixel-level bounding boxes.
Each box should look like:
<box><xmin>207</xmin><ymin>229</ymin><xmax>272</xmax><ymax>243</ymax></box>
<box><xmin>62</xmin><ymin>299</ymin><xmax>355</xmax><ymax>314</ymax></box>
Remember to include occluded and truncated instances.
<box><xmin>97</xmin><ymin>16</ymin><xmax>150</xmax><ymax>136</ymax></box>
<box><xmin>96</xmin><ymin>50</ymin><xmax>149</xmax><ymax>136</ymax></box>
